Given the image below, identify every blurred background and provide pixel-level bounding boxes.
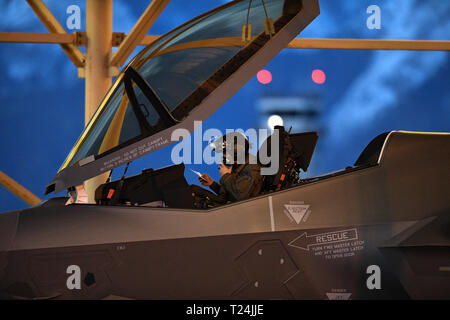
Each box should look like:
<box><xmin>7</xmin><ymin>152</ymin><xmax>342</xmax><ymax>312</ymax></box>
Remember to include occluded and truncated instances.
<box><xmin>0</xmin><ymin>0</ymin><xmax>449</xmax><ymax>212</ymax></box>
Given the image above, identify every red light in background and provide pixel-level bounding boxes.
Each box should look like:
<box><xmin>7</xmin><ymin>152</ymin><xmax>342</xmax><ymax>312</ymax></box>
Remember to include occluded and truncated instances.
<box><xmin>312</xmin><ymin>69</ymin><xmax>326</xmax><ymax>84</ymax></box>
<box><xmin>257</xmin><ymin>69</ymin><xmax>272</xmax><ymax>84</ymax></box>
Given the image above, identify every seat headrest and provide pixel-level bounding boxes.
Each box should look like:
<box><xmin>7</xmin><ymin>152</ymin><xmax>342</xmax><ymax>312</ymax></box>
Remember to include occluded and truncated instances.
<box><xmin>257</xmin><ymin>126</ymin><xmax>318</xmax><ymax>173</ymax></box>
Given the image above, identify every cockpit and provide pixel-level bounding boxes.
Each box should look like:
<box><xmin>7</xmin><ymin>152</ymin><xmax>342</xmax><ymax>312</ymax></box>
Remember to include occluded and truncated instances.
<box><xmin>92</xmin><ymin>125</ymin><xmax>318</xmax><ymax>209</ymax></box>
<box><xmin>44</xmin><ymin>0</ymin><xmax>322</xmax><ymax>203</ymax></box>
<box><xmin>58</xmin><ymin>0</ymin><xmax>292</xmax><ymax>172</ymax></box>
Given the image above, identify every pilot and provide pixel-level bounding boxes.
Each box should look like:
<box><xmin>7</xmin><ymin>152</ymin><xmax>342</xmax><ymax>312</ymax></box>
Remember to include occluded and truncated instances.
<box><xmin>191</xmin><ymin>132</ymin><xmax>263</xmax><ymax>207</ymax></box>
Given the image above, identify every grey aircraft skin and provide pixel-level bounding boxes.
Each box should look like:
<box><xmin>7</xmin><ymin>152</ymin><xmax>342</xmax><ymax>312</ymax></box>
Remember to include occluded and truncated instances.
<box><xmin>1</xmin><ymin>0</ymin><xmax>449</xmax><ymax>300</ymax></box>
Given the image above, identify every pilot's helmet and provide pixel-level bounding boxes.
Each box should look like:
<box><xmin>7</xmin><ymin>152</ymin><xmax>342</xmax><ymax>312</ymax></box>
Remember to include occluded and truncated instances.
<box><xmin>209</xmin><ymin>132</ymin><xmax>251</xmax><ymax>164</ymax></box>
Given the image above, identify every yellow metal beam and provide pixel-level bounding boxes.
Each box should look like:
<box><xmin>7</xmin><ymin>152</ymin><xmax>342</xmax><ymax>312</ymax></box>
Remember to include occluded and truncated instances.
<box><xmin>0</xmin><ymin>32</ymin><xmax>73</xmax><ymax>44</ymax></box>
<box><xmin>140</xmin><ymin>35</ymin><xmax>161</xmax><ymax>46</ymax></box>
<box><xmin>2</xmin><ymin>32</ymin><xmax>449</xmax><ymax>52</ymax></box>
<box><xmin>139</xmin><ymin>36</ymin><xmax>450</xmax><ymax>51</ymax></box>
<box><xmin>26</xmin><ymin>0</ymin><xmax>85</xmax><ymax>67</ymax></box>
<box><xmin>83</xmin><ymin>0</ymin><xmax>114</xmax><ymax>203</ymax></box>
<box><xmin>287</xmin><ymin>38</ymin><xmax>450</xmax><ymax>51</ymax></box>
<box><xmin>0</xmin><ymin>32</ymin><xmax>155</xmax><ymax>47</ymax></box>
<box><xmin>0</xmin><ymin>171</ymin><xmax>42</xmax><ymax>206</ymax></box>
<box><xmin>110</xmin><ymin>0</ymin><xmax>169</xmax><ymax>68</ymax></box>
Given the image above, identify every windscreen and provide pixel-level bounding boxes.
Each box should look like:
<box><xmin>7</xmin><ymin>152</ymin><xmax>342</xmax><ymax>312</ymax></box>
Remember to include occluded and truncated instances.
<box><xmin>133</xmin><ymin>0</ymin><xmax>284</xmax><ymax>115</ymax></box>
<box><xmin>67</xmin><ymin>78</ymin><xmax>163</xmax><ymax>166</ymax></box>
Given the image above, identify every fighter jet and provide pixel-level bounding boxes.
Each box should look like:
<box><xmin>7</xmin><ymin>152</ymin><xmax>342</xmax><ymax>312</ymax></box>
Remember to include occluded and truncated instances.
<box><xmin>1</xmin><ymin>0</ymin><xmax>449</xmax><ymax>300</ymax></box>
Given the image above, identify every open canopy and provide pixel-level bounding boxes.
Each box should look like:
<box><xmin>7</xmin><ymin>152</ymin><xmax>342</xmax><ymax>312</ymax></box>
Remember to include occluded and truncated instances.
<box><xmin>46</xmin><ymin>0</ymin><xmax>320</xmax><ymax>194</ymax></box>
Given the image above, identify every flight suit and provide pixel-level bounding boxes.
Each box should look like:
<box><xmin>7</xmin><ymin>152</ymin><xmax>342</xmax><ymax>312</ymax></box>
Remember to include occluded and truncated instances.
<box><xmin>210</xmin><ymin>162</ymin><xmax>263</xmax><ymax>202</ymax></box>
<box><xmin>190</xmin><ymin>157</ymin><xmax>263</xmax><ymax>208</ymax></box>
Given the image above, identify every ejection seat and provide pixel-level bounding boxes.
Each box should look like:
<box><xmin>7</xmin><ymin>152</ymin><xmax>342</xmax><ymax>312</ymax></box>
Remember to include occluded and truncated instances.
<box><xmin>257</xmin><ymin>126</ymin><xmax>318</xmax><ymax>193</ymax></box>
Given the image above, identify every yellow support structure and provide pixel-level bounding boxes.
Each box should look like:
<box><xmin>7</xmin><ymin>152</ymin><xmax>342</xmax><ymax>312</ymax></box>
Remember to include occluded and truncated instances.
<box><xmin>110</xmin><ymin>0</ymin><xmax>170</xmax><ymax>68</ymax></box>
<box><xmin>26</xmin><ymin>0</ymin><xmax>85</xmax><ymax>67</ymax></box>
<box><xmin>0</xmin><ymin>171</ymin><xmax>42</xmax><ymax>206</ymax></box>
<box><xmin>2</xmin><ymin>32</ymin><xmax>449</xmax><ymax>52</ymax></box>
<box><xmin>138</xmin><ymin>36</ymin><xmax>450</xmax><ymax>51</ymax></box>
<box><xmin>0</xmin><ymin>32</ymin><xmax>73</xmax><ymax>44</ymax></box>
<box><xmin>287</xmin><ymin>38</ymin><xmax>450</xmax><ymax>51</ymax></box>
<box><xmin>82</xmin><ymin>0</ymin><xmax>114</xmax><ymax>203</ymax></box>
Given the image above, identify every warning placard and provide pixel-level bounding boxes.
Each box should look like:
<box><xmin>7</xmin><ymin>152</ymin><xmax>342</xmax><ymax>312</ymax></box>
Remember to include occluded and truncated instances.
<box><xmin>288</xmin><ymin>228</ymin><xmax>365</xmax><ymax>260</ymax></box>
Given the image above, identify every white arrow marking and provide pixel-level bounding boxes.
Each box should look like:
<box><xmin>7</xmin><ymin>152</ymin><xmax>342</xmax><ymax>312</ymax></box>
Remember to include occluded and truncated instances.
<box><xmin>288</xmin><ymin>228</ymin><xmax>359</xmax><ymax>251</ymax></box>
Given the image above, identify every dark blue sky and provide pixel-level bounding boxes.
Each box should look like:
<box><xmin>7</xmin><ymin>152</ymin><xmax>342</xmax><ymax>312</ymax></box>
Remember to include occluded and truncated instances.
<box><xmin>0</xmin><ymin>0</ymin><xmax>449</xmax><ymax>212</ymax></box>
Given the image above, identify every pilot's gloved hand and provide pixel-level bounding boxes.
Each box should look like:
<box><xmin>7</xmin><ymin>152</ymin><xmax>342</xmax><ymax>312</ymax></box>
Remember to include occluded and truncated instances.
<box><xmin>199</xmin><ymin>173</ymin><xmax>214</xmax><ymax>186</ymax></box>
